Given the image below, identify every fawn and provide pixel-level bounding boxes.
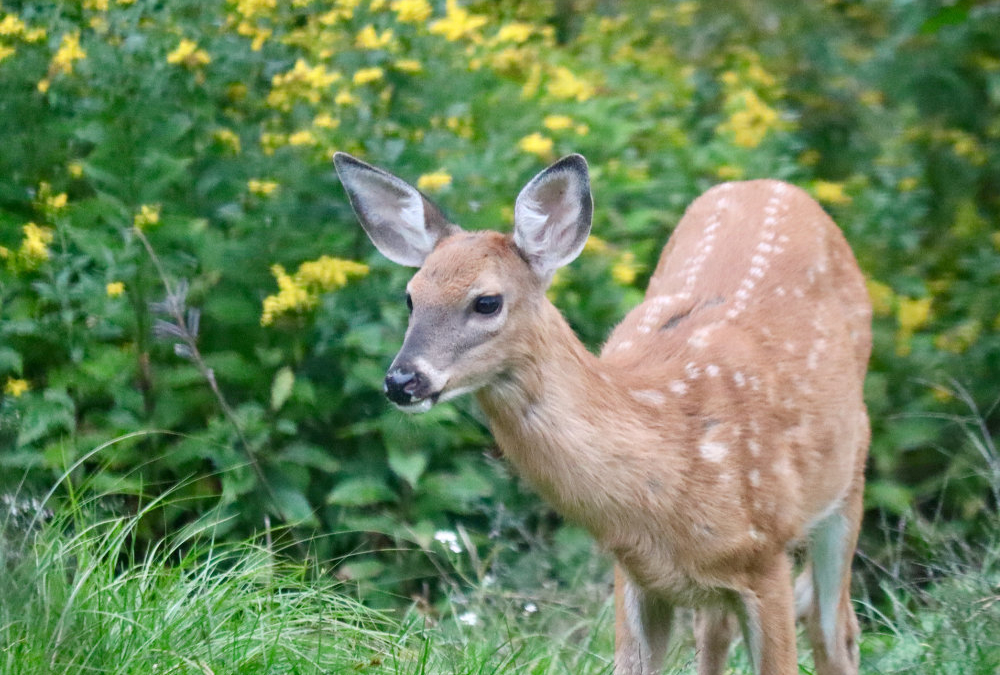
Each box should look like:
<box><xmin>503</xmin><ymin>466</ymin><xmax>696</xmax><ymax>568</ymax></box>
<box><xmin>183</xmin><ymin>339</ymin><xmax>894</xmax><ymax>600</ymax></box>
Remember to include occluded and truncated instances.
<box><xmin>334</xmin><ymin>152</ymin><xmax>871</xmax><ymax>675</ymax></box>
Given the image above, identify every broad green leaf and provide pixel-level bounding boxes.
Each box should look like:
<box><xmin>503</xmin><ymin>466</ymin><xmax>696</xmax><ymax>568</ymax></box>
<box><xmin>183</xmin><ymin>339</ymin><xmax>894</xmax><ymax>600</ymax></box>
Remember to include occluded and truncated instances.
<box><xmin>270</xmin><ymin>366</ymin><xmax>295</xmax><ymax>411</ymax></box>
<box><xmin>327</xmin><ymin>476</ymin><xmax>395</xmax><ymax>507</ymax></box>
<box><xmin>388</xmin><ymin>446</ymin><xmax>427</xmax><ymax>489</ymax></box>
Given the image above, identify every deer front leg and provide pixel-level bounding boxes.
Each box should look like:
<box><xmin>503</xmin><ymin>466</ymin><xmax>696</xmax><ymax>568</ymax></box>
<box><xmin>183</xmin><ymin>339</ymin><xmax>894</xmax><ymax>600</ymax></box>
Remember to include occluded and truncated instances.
<box><xmin>736</xmin><ymin>552</ymin><xmax>798</xmax><ymax>675</ymax></box>
<box><xmin>614</xmin><ymin>565</ymin><xmax>674</xmax><ymax>675</ymax></box>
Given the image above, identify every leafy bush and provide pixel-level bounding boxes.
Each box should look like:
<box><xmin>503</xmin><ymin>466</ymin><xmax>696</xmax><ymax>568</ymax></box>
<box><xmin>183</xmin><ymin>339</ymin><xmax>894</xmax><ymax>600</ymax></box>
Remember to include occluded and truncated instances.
<box><xmin>0</xmin><ymin>0</ymin><xmax>998</xmax><ymax>599</ymax></box>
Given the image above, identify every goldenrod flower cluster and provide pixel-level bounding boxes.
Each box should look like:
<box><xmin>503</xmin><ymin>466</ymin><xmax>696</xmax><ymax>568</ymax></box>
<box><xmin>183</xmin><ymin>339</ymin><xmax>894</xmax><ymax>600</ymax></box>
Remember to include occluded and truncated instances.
<box><xmin>106</xmin><ymin>281</ymin><xmax>125</xmax><ymax>297</ymax></box>
<box><xmin>547</xmin><ymin>66</ymin><xmax>594</xmax><ymax>102</ymax></box>
<box><xmin>35</xmin><ymin>182</ymin><xmax>68</xmax><ymax>215</ymax></box>
<box><xmin>416</xmin><ymin>170</ymin><xmax>452</xmax><ymax>193</ymax></box>
<box><xmin>895</xmin><ymin>296</ymin><xmax>932</xmax><ymax>356</ymax></box>
<box><xmin>429</xmin><ymin>0</ymin><xmax>488</xmax><ymax>43</ymax></box>
<box><xmin>391</xmin><ymin>0</ymin><xmax>432</xmax><ymax>24</ymax></box>
<box><xmin>167</xmin><ymin>38</ymin><xmax>211</xmax><ymax>69</ymax></box>
<box><xmin>133</xmin><ymin>204</ymin><xmax>161</xmax><ymax>229</ymax></box>
<box><xmin>355</xmin><ymin>24</ymin><xmax>394</xmax><ymax>50</ymax></box>
<box><xmin>38</xmin><ymin>31</ymin><xmax>86</xmax><ymax>92</ymax></box>
<box><xmin>517</xmin><ymin>132</ymin><xmax>553</xmax><ymax>157</ymax></box>
<box><xmin>719</xmin><ymin>88</ymin><xmax>781</xmax><ymax>149</ymax></box>
<box><xmin>213</xmin><ymin>128</ymin><xmax>242</xmax><ymax>153</ymax></box>
<box><xmin>248</xmin><ymin>179</ymin><xmax>279</xmax><ymax>196</ymax></box>
<box><xmin>5</xmin><ymin>223</ymin><xmax>55</xmax><ymax>272</ymax></box>
<box><xmin>352</xmin><ymin>67</ymin><xmax>384</xmax><ymax>85</ymax></box>
<box><xmin>261</xmin><ymin>256</ymin><xmax>369</xmax><ymax>326</ymax></box>
<box><xmin>268</xmin><ymin>59</ymin><xmax>341</xmax><ymax>110</ymax></box>
<box><xmin>812</xmin><ymin>180</ymin><xmax>851</xmax><ymax>205</ymax></box>
<box><xmin>0</xmin><ymin>12</ymin><xmax>45</xmax><ymax>63</ymax></box>
<box><xmin>4</xmin><ymin>377</ymin><xmax>29</xmax><ymax>398</ymax></box>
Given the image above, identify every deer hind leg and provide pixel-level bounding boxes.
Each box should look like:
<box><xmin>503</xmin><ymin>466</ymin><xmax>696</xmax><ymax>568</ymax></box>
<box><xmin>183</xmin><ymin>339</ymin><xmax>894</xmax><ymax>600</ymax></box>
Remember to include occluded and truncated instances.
<box><xmin>694</xmin><ymin>606</ymin><xmax>737</xmax><ymax>675</ymax></box>
<box><xmin>737</xmin><ymin>552</ymin><xmax>798</xmax><ymax>675</ymax></box>
<box><xmin>804</xmin><ymin>481</ymin><xmax>863</xmax><ymax>675</ymax></box>
<box><xmin>614</xmin><ymin>565</ymin><xmax>674</xmax><ymax>675</ymax></box>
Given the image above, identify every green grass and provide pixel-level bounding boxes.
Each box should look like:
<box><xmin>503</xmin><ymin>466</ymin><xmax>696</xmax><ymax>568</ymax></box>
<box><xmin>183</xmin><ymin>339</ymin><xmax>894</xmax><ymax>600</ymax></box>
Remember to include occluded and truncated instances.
<box><xmin>1</xmin><ymin>487</ymin><xmax>997</xmax><ymax>674</ymax></box>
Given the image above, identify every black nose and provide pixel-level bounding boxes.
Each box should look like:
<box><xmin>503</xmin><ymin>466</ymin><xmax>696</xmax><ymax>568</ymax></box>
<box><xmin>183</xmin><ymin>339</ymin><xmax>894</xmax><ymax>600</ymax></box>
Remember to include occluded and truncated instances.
<box><xmin>384</xmin><ymin>366</ymin><xmax>425</xmax><ymax>405</ymax></box>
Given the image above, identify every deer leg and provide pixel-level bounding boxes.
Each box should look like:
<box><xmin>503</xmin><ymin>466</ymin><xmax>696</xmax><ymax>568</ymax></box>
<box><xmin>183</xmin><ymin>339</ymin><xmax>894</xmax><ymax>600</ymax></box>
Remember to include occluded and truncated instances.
<box><xmin>614</xmin><ymin>565</ymin><xmax>674</xmax><ymax>675</ymax></box>
<box><xmin>736</xmin><ymin>552</ymin><xmax>797</xmax><ymax>675</ymax></box>
<box><xmin>694</xmin><ymin>606</ymin><xmax>737</xmax><ymax>675</ymax></box>
<box><xmin>805</xmin><ymin>480</ymin><xmax>863</xmax><ymax>675</ymax></box>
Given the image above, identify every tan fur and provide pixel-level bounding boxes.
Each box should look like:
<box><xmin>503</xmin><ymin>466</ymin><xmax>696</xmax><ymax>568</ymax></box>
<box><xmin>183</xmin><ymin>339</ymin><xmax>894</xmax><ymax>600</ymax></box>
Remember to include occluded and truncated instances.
<box><xmin>354</xmin><ymin>166</ymin><xmax>871</xmax><ymax>675</ymax></box>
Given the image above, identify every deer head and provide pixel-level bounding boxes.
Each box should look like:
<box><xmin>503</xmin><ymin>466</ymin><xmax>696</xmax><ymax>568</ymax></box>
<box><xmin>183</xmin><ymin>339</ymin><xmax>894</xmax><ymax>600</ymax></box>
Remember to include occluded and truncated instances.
<box><xmin>334</xmin><ymin>153</ymin><xmax>593</xmax><ymax>412</ymax></box>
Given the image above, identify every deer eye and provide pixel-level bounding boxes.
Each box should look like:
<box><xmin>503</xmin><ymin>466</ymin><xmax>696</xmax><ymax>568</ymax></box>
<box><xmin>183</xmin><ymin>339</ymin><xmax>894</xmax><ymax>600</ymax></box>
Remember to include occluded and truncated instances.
<box><xmin>473</xmin><ymin>294</ymin><xmax>503</xmax><ymax>315</ymax></box>
<box><xmin>405</xmin><ymin>293</ymin><xmax>413</xmax><ymax>313</ymax></box>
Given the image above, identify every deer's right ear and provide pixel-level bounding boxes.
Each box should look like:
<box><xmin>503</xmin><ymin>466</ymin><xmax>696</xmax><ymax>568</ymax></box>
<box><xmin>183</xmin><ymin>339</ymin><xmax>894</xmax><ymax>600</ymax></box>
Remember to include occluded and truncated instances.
<box><xmin>334</xmin><ymin>152</ymin><xmax>459</xmax><ymax>267</ymax></box>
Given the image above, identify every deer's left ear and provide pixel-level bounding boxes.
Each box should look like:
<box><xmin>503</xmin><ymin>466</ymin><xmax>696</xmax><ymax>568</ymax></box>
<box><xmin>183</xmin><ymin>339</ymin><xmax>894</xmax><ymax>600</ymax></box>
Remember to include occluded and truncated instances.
<box><xmin>334</xmin><ymin>152</ymin><xmax>460</xmax><ymax>267</ymax></box>
<box><xmin>512</xmin><ymin>154</ymin><xmax>593</xmax><ymax>284</ymax></box>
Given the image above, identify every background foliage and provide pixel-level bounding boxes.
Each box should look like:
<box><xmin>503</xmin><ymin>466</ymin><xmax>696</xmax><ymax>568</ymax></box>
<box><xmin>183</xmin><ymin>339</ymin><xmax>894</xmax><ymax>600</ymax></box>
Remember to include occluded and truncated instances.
<box><xmin>1</xmin><ymin>0</ymin><xmax>998</xmax><ymax>607</ymax></box>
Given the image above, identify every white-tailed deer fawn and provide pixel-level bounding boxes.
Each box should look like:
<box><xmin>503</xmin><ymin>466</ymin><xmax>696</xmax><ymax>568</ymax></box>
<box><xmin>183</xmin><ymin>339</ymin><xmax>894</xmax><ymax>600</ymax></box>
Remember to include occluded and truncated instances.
<box><xmin>334</xmin><ymin>152</ymin><xmax>871</xmax><ymax>675</ymax></box>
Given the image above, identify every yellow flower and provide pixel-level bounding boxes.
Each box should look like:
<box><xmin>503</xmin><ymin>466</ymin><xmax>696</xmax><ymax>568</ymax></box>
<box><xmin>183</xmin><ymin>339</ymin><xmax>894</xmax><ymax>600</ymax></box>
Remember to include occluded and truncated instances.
<box><xmin>812</xmin><ymin>180</ymin><xmax>851</xmax><ymax>205</ymax></box>
<box><xmin>355</xmin><ymin>24</ymin><xmax>393</xmax><ymax>49</ymax></box>
<box><xmin>547</xmin><ymin>66</ymin><xmax>594</xmax><ymax>102</ymax></box>
<box><xmin>0</xmin><ymin>14</ymin><xmax>26</xmax><ymax>37</ymax></box>
<box><xmin>248</xmin><ymin>179</ymin><xmax>279</xmax><ymax>196</ymax></box>
<box><xmin>261</xmin><ymin>257</ymin><xmax>368</xmax><ymax>325</ymax></box>
<box><xmin>416</xmin><ymin>170</ymin><xmax>452</xmax><ymax>192</ymax></box>
<box><xmin>167</xmin><ymin>38</ymin><xmax>210</xmax><ymax>68</ymax></box>
<box><xmin>50</xmin><ymin>32</ymin><xmax>86</xmax><ymax>76</ymax></box>
<box><xmin>213</xmin><ymin>128</ymin><xmax>241</xmax><ymax>153</ymax></box>
<box><xmin>517</xmin><ymin>132</ymin><xmax>553</xmax><ymax>157</ymax></box>
<box><xmin>0</xmin><ymin>44</ymin><xmax>14</xmax><ymax>62</ymax></box>
<box><xmin>287</xmin><ymin>129</ymin><xmax>317</xmax><ymax>146</ymax></box>
<box><xmin>391</xmin><ymin>0</ymin><xmax>432</xmax><ymax>23</ymax></box>
<box><xmin>393</xmin><ymin>58</ymin><xmax>422</xmax><ymax>73</ymax></box>
<box><xmin>267</xmin><ymin>59</ymin><xmax>341</xmax><ymax>110</ymax></box>
<box><xmin>68</xmin><ymin>161</ymin><xmax>84</xmax><ymax>178</ymax></box>
<box><xmin>898</xmin><ymin>176</ymin><xmax>918</xmax><ymax>192</ymax></box>
<box><xmin>17</xmin><ymin>223</ymin><xmax>54</xmax><ymax>270</ymax></box>
<box><xmin>313</xmin><ymin>112</ymin><xmax>339</xmax><ymax>129</ymax></box>
<box><xmin>353</xmin><ymin>67</ymin><xmax>384</xmax><ymax>85</ymax></box>
<box><xmin>716</xmin><ymin>164</ymin><xmax>744</xmax><ymax>180</ymax></box>
<box><xmin>133</xmin><ymin>204</ymin><xmax>161</xmax><ymax>229</ymax></box>
<box><xmin>583</xmin><ymin>235</ymin><xmax>610</xmax><ymax>254</ymax></box>
<box><xmin>611</xmin><ymin>251</ymin><xmax>639</xmax><ymax>285</ymax></box>
<box><xmin>897</xmin><ymin>296</ymin><xmax>932</xmax><ymax>333</ymax></box>
<box><xmin>429</xmin><ymin>0</ymin><xmax>488</xmax><ymax>42</ymax></box>
<box><xmin>106</xmin><ymin>281</ymin><xmax>125</xmax><ymax>297</ymax></box>
<box><xmin>4</xmin><ymin>378</ymin><xmax>29</xmax><ymax>398</ymax></box>
<box><xmin>496</xmin><ymin>22</ymin><xmax>534</xmax><ymax>44</ymax></box>
<box><xmin>543</xmin><ymin>114</ymin><xmax>574</xmax><ymax>131</ymax></box>
<box><xmin>865</xmin><ymin>279</ymin><xmax>893</xmax><ymax>317</ymax></box>
<box><xmin>335</xmin><ymin>89</ymin><xmax>358</xmax><ymax>106</ymax></box>
<box><xmin>718</xmin><ymin>89</ymin><xmax>781</xmax><ymax>148</ymax></box>
<box><xmin>84</xmin><ymin>0</ymin><xmax>109</xmax><ymax>9</ymax></box>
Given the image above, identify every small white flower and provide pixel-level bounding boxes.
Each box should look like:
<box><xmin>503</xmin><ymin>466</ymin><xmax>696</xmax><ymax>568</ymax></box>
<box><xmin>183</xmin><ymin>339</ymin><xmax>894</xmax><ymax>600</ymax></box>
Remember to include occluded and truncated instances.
<box><xmin>523</xmin><ymin>602</ymin><xmax>538</xmax><ymax>614</ymax></box>
<box><xmin>458</xmin><ymin>611</ymin><xmax>479</xmax><ymax>626</ymax></box>
<box><xmin>434</xmin><ymin>529</ymin><xmax>462</xmax><ymax>553</ymax></box>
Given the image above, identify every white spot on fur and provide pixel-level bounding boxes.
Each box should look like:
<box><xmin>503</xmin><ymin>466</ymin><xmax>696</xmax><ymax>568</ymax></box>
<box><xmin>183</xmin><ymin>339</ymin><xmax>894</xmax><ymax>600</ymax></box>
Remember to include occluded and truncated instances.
<box><xmin>685</xmin><ymin>362</ymin><xmax>701</xmax><ymax>379</ymax></box>
<box><xmin>748</xmin><ymin>439</ymin><xmax>762</xmax><ymax>456</ymax></box>
<box><xmin>630</xmin><ymin>389</ymin><xmax>666</xmax><ymax>406</ymax></box>
<box><xmin>616</xmin><ymin>340</ymin><xmax>633</xmax><ymax>352</ymax></box>
<box><xmin>748</xmin><ymin>527</ymin><xmax>763</xmax><ymax>541</ymax></box>
<box><xmin>775</xmin><ymin>286</ymin><xmax>787</xmax><ymax>297</ymax></box>
<box><xmin>748</xmin><ymin>469</ymin><xmax>761</xmax><ymax>487</ymax></box>
<box><xmin>669</xmin><ymin>380</ymin><xmax>688</xmax><ymax>396</ymax></box>
<box><xmin>733</xmin><ymin>372</ymin><xmax>746</xmax><ymax>388</ymax></box>
<box><xmin>699</xmin><ymin>441</ymin><xmax>728</xmax><ymax>463</ymax></box>
<box><xmin>706</xmin><ymin>364</ymin><xmax>720</xmax><ymax>377</ymax></box>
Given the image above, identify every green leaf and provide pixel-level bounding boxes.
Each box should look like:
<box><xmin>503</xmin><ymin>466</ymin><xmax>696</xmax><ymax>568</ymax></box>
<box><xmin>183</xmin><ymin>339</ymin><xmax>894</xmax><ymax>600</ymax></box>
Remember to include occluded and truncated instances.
<box><xmin>388</xmin><ymin>446</ymin><xmax>427</xmax><ymax>489</ymax></box>
<box><xmin>0</xmin><ymin>347</ymin><xmax>22</xmax><ymax>375</ymax></box>
<box><xmin>270</xmin><ymin>366</ymin><xmax>295</xmax><ymax>411</ymax></box>
<box><xmin>327</xmin><ymin>476</ymin><xmax>395</xmax><ymax>507</ymax></box>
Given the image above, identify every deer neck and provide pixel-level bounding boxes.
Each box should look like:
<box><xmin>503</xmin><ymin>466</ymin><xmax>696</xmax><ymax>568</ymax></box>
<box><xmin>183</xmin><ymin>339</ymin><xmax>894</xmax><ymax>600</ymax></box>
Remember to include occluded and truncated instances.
<box><xmin>476</xmin><ymin>300</ymin><xmax>685</xmax><ymax>537</ymax></box>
